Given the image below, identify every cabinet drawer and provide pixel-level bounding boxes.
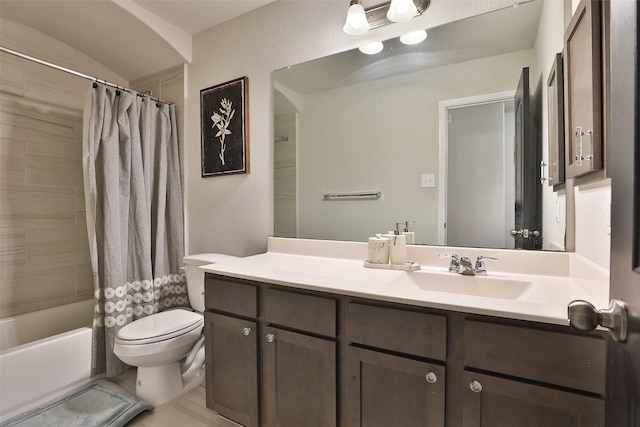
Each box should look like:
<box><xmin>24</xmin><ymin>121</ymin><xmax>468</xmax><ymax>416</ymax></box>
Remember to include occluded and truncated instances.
<box><xmin>346</xmin><ymin>302</ymin><xmax>447</xmax><ymax>361</ymax></box>
<box><xmin>263</xmin><ymin>287</ymin><xmax>337</xmax><ymax>337</ymax></box>
<box><xmin>205</xmin><ymin>275</ymin><xmax>258</xmax><ymax>318</ymax></box>
<box><xmin>464</xmin><ymin>320</ymin><xmax>605</xmax><ymax>394</ymax></box>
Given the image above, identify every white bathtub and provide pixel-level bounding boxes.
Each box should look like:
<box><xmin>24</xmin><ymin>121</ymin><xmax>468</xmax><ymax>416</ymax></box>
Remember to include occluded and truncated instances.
<box><xmin>0</xmin><ymin>327</ymin><xmax>94</xmax><ymax>421</ymax></box>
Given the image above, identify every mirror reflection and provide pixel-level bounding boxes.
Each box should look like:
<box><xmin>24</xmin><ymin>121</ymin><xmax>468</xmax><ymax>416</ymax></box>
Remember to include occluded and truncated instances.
<box><xmin>274</xmin><ymin>0</ymin><xmax>567</xmax><ymax>251</ymax></box>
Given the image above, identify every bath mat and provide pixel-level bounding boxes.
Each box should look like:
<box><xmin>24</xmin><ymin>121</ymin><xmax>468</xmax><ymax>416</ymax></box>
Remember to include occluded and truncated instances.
<box><xmin>0</xmin><ymin>379</ymin><xmax>152</xmax><ymax>427</ymax></box>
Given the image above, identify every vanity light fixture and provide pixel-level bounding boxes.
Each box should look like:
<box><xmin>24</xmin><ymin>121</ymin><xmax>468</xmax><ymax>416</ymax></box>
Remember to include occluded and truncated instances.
<box><xmin>343</xmin><ymin>0</ymin><xmax>370</xmax><ymax>35</ymax></box>
<box><xmin>343</xmin><ymin>0</ymin><xmax>430</xmax><ymax>35</ymax></box>
<box><xmin>387</xmin><ymin>0</ymin><xmax>418</xmax><ymax>22</ymax></box>
<box><xmin>358</xmin><ymin>41</ymin><xmax>384</xmax><ymax>55</ymax></box>
<box><xmin>399</xmin><ymin>29</ymin><xmax>427</xmax><ymax>45</ymax></box>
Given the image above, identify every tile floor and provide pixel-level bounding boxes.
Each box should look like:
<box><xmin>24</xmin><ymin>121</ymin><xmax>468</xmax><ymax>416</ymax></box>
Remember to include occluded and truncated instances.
<box><xmin>111</xmin><ymin>369</ymin><xmax>241</xmax><ymax>427</ymax></box>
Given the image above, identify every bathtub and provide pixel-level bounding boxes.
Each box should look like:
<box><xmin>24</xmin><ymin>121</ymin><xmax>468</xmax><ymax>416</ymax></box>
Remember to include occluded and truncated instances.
<box><xmin>0</xmin><ymin>327</ymin><xmax>94</xmax><ymax>421</ymax></box>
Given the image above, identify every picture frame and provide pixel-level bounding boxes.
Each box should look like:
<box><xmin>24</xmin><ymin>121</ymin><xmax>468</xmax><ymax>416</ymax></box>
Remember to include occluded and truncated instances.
<box><xmin>546</xmin><ymin>52</ymin><xmax>565</xmax><ymax>188</ymax></box>
<box><xmin>200</xmin><ymin>77</ymin><xmax>249</xmax><ymax>177</ymax></box>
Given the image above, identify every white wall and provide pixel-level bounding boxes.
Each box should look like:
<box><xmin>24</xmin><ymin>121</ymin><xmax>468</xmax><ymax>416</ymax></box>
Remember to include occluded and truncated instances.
<box><xmin>185</xmin><ymin>0</ymin><xmax>519</xmax><ymax>256</ymax></box>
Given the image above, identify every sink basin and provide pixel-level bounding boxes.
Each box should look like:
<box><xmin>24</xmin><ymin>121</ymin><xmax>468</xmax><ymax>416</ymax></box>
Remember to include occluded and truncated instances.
<box><xmin>396</xmin><ymin>271</ymin><xmax>546</xmax><ymax>302</ymax></box>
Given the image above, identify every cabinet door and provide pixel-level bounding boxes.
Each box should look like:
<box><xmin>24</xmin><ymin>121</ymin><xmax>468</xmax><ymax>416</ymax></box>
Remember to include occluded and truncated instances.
<box><xmin>564</xmin><ymin>0</ymin><xmax>602</xmax><ymax>178</ymax></box>
<box><xmin>262</xmin><ymin>326</ymin><xmax>336</xmax><ymax>427</ymax></box>
<box><xmin>205</xmin><ymin>312</ymin><xmax>258</xmax><ymax>427</ymax></box>
<box><xmin>345</xmin><ymin>346</ymin><xmax>445</xmax><ymax>427</ymax></box>
<box><xmin>462</xmin><ymin>371</ymin><xmax>604</xmax><ymax>427</ymax></box>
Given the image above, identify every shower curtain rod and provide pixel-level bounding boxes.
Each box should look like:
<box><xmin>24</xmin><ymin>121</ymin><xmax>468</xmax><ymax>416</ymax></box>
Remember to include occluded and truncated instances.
<box><xmin>0</xmin><ymin>46</ymin><xmax>174</xmax><ymax>105</ymax></box>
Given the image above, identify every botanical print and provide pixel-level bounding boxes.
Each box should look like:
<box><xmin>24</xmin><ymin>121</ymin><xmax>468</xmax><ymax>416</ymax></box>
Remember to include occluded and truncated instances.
<box><xmin>211</xmin><ymin>98</ymin><xmax>235</xmax><ymax>166</ymax></box>
<box><xmin>200</xmin><ymin>77</ymin><xmax>249</xmax><ymax>176</ymax></box>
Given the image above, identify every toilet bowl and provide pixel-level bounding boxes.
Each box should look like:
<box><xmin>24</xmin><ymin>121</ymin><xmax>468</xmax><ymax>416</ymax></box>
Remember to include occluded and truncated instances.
<box><xmin>112</xmin><ymin>253</ymin><xmax>239</xmax><ymax>406</ymax></box>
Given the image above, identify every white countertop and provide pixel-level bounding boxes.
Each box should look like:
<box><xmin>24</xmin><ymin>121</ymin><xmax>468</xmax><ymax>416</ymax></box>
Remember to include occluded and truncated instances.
<box><xmin>199</xmin><ymin>238</ymin><xmax>609</xmax><ymax>326</ymax></box>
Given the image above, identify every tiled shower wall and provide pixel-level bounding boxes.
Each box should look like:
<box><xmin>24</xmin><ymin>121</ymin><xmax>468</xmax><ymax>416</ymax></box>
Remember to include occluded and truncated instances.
<box><xmin>0</xmin><ymin>19</ymin><xmax>184</xmax><ymax>319</ymax></box>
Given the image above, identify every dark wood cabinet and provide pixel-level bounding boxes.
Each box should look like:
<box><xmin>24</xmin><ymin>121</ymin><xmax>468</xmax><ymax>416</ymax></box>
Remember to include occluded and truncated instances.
<box><xmin>462</xmin><ymin>371</ymin><xmax>604</xmax><ymax>427</ymax></box>
<box><xmin>564</xmin><ymin>0</ymin><xmax>603</xmax><ymax>178</ymax></box>
<box><xmin>345</xmin><ymin>346</ymin><xmax>445</xmax><ymax>427</ymax></box>
<box><xmin>262</xmin><ymin>326</ymin><xmax>337</xmax><ymax>427</ymax></box>
<box><xmin>205</xmin><ymin>274</ymin><xmax>605</xmax><ymax>427</ymax></box>
<box><xmin>204</xmin><ymin>312</ymin><xmax>258</xmax><ymax>427</ymax></box>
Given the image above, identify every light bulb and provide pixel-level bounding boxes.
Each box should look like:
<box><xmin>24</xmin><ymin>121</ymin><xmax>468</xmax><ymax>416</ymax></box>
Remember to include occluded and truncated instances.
<box><xmin>387</xmin><ymin>0</ymin><xmax>418</xmax><ymax>22</ymax></box>
<box><xmin>358</xmin><ymin>41</ymin><xmax>384</xmax><ymax>55</ymax></box>
<box><xmin>343</xmin><ymin>1</ymin><xmax>370</xmax><ymax>35</ymax></box>
<box><xmin>400</xmin><ymin>29</ymin><xmax>427</xmax><ymax>45</ymax></box>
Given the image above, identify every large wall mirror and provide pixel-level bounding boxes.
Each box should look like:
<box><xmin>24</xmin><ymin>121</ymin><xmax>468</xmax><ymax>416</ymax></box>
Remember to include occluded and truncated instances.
<box><xmin>273</xmin><ymin>0</ymin><xmax>567</xmax><ymax>251</ymax></box>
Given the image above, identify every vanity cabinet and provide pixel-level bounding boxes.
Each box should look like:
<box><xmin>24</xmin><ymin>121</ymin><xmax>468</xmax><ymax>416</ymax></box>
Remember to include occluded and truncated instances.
<box><xmin>462</xmin><ymin>371</ymin><xmax>604</xmax><ymax>427</ymax></box>
<box><xmin>564</xmin><ymin>0</ymin><xmax>603</xmax><ymax>178</ymax></box>
<box><xmin>462</xmin><ymin>319</ymin><xmax>605</xmax><ymax>427</ymax></box>
<box><xmin>262</xmin><ymin>287</ymin><xmax>338</xmax><ymax>427</ymax></box>
<box><xmin>204</xmin><ymin>277</ymin><xmax>259</xmax><ymax>427</ymax></box>
<box><xmin>204</xmin><ymin>274</ymin><xmax>606</xmax><ymax>427</ymax></box>
<box><xmin>344</xmin><ymin>302</ymin><xmax>447</xmax><ymax>427</ymax></box>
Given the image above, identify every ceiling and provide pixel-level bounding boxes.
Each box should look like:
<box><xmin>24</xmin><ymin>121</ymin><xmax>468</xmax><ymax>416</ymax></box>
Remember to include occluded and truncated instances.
<box><xmin>0</xmin><ymin>0</ymin><xmax>275</xmax><ymax>81</ymax></box>
<box><xmin>130</xmin><ymin>0</ymin><xmax>275</xmax><ymax>36</ymax></box>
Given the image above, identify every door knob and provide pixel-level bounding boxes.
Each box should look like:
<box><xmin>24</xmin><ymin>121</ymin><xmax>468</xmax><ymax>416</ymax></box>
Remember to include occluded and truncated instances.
<box><xmin>568</xmin><ymin>299</ymin><xmax>628</xmax><ymax>342</ymax></box>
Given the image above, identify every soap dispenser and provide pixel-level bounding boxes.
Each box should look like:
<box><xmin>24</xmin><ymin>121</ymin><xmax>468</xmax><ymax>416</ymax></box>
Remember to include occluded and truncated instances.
<box><xmin>386</xmin><ymin>224</ymin><xmax>407</xmax><ymax>265</ymax></box>
<box><xmin>402</xmin><ymin>221</ymin><xmax>415</xmax><ymax>244</ymax></box>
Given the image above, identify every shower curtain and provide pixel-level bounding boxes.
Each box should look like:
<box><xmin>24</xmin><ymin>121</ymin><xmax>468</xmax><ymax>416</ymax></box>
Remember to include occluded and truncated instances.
<box><xmin>83</xmin><ymin>83</ymin><xmax>187</xmax><ymax>377</ymax></box>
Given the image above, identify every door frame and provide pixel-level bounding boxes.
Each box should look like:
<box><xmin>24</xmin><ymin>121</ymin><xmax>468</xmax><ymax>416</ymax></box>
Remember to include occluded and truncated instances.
<box><xmin>605</xmin><ymin>0</ymin><xmax>640</xmax><ymax>425</ymax></box>
<box><xmin>438</xmin><ymin>90</ymin><xmax>515</xmax><ymax>245</ymax></box>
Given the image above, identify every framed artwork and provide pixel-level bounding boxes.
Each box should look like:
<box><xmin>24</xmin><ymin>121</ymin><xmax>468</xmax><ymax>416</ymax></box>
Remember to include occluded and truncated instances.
<box><xmin>546</xmin><ymin>52</ymin><xmax>565</xmax><ymax>188</ymax></box>
<box><xmin>200</xmin><ymin>77</ymin><xmax>249</xmax><ymax>176</ymax></box>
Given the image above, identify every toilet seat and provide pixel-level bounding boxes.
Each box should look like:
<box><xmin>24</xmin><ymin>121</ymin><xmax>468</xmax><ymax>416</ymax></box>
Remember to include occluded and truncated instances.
<box><xmin>115</xmin><ymin>310</ymin><xmax>203</xmax><ymax>346</ymax></box>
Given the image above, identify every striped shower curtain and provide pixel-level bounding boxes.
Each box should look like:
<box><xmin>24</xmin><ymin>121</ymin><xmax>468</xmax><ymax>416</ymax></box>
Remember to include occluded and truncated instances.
<box><xmin>83</xmin><ymin>83</ymin><xmax>188</xmax><ymax>377</ymax></box>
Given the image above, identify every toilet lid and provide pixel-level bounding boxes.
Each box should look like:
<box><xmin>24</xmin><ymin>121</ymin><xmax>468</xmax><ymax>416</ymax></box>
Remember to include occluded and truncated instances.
<box><xmin>115</xmin><ymin>309</ymin><xmax>203</xmax><ymax>345</ymax></box>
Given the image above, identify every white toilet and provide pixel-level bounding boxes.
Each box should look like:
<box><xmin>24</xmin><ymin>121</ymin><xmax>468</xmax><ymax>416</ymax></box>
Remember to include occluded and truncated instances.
<box><xmin>113</xmin><ymin>253</ymin><xmax>239</xmax><ymax>406</ymax></box>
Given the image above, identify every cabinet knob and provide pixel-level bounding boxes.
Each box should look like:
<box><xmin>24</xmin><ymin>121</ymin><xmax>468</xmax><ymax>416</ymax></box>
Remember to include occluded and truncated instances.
<box><xmin>265</xmin><ymin>333</ymin><xmax>275</xmax><ymax>343</ymax></box>
<box><xmin>425</xmin><ymin>371</ymin><xmax>437</xmax><ymax>384</ymax></box>
<box><xmin>242</xmin><ymin>327</ymin><xmax>252</xmax><ymax>336</ymax></box>
<box><xmin>469</xmin><ymin>380</ymin><xmax>483</xmax><ymax>393</ymax></box>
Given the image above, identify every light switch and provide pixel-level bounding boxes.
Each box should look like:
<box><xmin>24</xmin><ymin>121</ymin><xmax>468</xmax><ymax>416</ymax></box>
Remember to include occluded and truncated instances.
<box><xmin>421</xmin><ymin>174</ymin><xmax>435</xmax><ymax>188</ymax></box>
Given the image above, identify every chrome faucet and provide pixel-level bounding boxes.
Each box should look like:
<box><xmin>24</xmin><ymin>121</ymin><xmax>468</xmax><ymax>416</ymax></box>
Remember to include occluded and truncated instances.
<box><xmin>459</xmin><ymin>257</ymin><xmax>475</xmax><ymax>275</ymax></box>
<box><xmin>474</xmin><ymin>256</ymin><xmax>498</xmax><ymax>275</ymax></box>
<box><xmin>440</xmin><ymin>253</ymin><xmax>460</xmax><ymax>273</ymax></box>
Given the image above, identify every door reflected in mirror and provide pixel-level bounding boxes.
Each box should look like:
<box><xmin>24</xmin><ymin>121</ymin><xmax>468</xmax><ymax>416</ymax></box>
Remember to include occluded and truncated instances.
<box><xmin>273</xmin><ymin>0</ymin><xmax>567</xmax><ymax>251</ymax></box>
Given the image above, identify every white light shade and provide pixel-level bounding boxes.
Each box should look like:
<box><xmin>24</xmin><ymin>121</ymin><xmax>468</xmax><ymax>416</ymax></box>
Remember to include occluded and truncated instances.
<box><xmin>358</xmin><ymin>41</ymin><xmax>384</xmax><ymax>55</ymax></box>
<box><xmin>400</xmin><ymin>29</ymin><xmax>427</xmax><ymax>45</ymax></box>
<box><xmin>387</xmin><ymin>0</ymin><xmax>418</xmax><ymax>22</ymax></box>
<box><xmin>343</xmin><ymin>2</ymin><xmax>370</xmax><ymax>35</ymax></box>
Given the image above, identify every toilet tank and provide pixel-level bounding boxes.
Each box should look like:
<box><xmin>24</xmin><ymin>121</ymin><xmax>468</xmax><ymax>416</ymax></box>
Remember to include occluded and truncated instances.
<box><xmin>183</xmin><ymin>253</ymin><xmax>240</xmax><ymax>312</ymax></box>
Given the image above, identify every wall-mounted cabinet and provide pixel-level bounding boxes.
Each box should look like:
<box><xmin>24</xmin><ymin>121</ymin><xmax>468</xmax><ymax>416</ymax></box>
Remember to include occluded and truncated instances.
<box><xmin>204</xmin><ymin>274</ymin><xmax>606</xmax><ymax>427</ymax></box>
<box><xmin>564</xmin><ymin>0</ymin><xmax>603</xmax><ymax>178</ymax></box>
<box><xmin>546</xmin><ymin>52</ymin><xmax>565</xmax><ymax>188</ymax></box>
